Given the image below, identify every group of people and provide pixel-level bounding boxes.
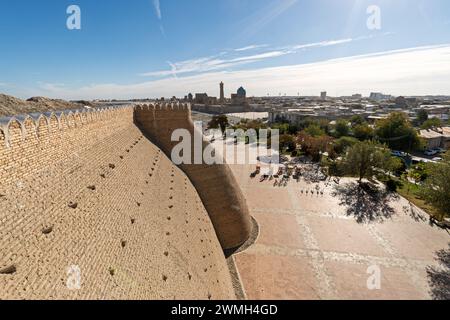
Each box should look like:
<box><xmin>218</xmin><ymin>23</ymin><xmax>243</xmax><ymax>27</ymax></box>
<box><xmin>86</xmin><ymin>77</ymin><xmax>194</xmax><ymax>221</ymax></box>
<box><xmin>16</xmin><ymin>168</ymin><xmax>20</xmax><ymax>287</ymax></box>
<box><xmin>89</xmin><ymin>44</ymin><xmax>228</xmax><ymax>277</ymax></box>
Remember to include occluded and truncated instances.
<box><xmin>273</xmin><ymin>177</ymin><xmax>289</xmax><ymax>187</ymax></box>
<box><xmin>300</xmin><ymin>187</ymin><xmax>325</xmax><ymax>197</ymax></box>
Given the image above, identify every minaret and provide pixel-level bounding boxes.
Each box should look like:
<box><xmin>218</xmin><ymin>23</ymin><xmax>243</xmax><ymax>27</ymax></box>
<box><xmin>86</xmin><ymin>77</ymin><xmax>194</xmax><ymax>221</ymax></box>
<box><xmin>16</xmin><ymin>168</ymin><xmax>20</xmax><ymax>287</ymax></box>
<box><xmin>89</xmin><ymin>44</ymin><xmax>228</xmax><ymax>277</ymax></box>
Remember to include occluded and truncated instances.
<box><xmin>219</xmin><ymin>82</ymin><xmax>225</xmax><ymax>103</ymax></box>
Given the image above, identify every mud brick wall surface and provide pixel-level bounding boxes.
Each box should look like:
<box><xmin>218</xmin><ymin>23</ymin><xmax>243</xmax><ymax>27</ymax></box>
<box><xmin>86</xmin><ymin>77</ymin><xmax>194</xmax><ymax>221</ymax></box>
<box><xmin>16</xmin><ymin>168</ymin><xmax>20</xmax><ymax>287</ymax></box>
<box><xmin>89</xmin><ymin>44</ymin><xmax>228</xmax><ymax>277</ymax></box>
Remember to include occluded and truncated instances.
<box><xmin>134</xmin><ymin>104</ymin><xmax>253</xmax><ymax>250</ymax></box>
<box><xmin>0</xmin><ymin>106</ymin><xmax>235</xmax><ymax>299</ymax></box>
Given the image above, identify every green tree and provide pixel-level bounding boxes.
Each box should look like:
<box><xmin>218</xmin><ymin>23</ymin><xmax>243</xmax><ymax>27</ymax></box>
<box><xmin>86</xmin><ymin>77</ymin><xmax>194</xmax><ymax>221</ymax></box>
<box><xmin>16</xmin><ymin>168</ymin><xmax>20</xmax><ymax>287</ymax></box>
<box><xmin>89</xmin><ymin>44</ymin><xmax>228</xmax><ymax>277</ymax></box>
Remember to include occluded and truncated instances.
<box><xmin>353</xmin><ymin>123</ymin><xmax>374</xmax><ymax>141</ymax></box>
<box><xmin>386</xmin><ymin>156</ymin><xmax>406</xmax><ymax>177</ymax></box>
<box><xmin>419</xmin><ymin>153</ymin><xmax>450</xmax><ymax>218</ymax></box>
<box><xmin>208</xmin><ymin>115</ymin><xmax>229</xmax><ymax>134</ymax></box>
<box><xmin>305</xmin><ymin>124</ymin><xmax>325</xmax><ymax>137</ymax></box>
<box><xmin>297</xmin><ymin>132</ymin><xmax>333</xmax><ymax>162</ymax></box>
<box><xmin>298</xmin><ymin>118</ymin><xmax>330</xmax><ymax>133</ymax></box>
<box><xmin>420</xmin><ymin>118</ymin><xmax>442</xmax><ymax>130</ymax></box>
<box><xmin>350</xmin><ymin>115</ymin><xmax>365</xmax><ymax>126</ymax></box>
<box><xmin>279</xmin><ymin>134</ymin><xmax>296</xmax><ymax>153</ymax></box>
<box><xmin>416</xmin><ymin>109</ymin><xmax>429</xmax><ymax>126</ymax></box>
<box><xmin>333</xmin><ymin>119</ymin><xmax>350</xmax><ymax>138</ymax></box>
<box><xmin>342</xmin><ymin>141</ymin><xmax>390</xmax><ymax>183</ymax></box>
<box><xmin>271</xmin><ymin>123</ymin><xmax>299</xmax><ymax>135</ymax></box>
<box><xmin>333</xmin><ymin>136</ymin><xmax>359</xmax><ymax>155</ymax></box>
<box><xmin>374</xmin><ymin>112</ymin><xmax>422</xmax><ymax>152</ymax></box>
<box><xmin>271</xmin><ymin>123</ymin><xmax>289</xmax><ymax>134</ymax></box>
<box><xmin>408</xmin><ymin>162</ymin><xmax>429</xmax><ymax>183</ymax></box>
<box><xmin>317</xmin><ymin>119</ymin><xmax>331</xmax><ymax>134</ymax></box>
<box><xmin>287</xmin><ymin>124</ymin><xmax>300</xmax><ymax>135</ymax></box>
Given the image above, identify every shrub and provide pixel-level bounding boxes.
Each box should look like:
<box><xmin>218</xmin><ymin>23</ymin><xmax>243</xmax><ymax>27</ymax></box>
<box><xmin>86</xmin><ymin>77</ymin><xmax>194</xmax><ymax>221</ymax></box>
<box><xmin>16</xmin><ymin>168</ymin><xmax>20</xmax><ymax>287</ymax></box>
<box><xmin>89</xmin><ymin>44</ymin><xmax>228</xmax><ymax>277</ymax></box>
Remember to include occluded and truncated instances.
<box><xmin>386</xmin><ymin>179</ymin><xmax>399</xmax><ymax>192</ymax></box>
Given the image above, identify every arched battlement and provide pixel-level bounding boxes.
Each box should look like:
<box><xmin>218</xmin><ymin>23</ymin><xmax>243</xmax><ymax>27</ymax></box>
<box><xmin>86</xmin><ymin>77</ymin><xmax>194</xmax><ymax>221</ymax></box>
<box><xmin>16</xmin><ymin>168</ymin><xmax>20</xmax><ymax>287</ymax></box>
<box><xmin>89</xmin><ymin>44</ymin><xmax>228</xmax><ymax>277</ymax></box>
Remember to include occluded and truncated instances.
<box><xmin>73</xmin><ymin>111</ymin><xmax>82</xmax><ymax>127</ymax></box>
<box><xmin>0</xmin><ymin>104</ymin><xmax>196</xmax><ymax>150</ymax></box>
<box><xmin>66</xmin><ymin>112</ymin><xmax>76</xmax><ymax>128</ymax></box>
<box><xmin>7</xmin><ymin>118</ymin><xmax>25</xmax><ymax>147</ymax></box>
<box><xmin>0</xmin><ymin>105</ymin><xmax>136</xmax><ymax>184</ymax></box>
<box><xmin>0</xmin><ymin>105</ymin><xmax>134</xmax><ymax>149</ymax></box>
<box><xmin>100</xmin><ymin>108</ymin><xmax>109</xmax><ymax>119</ymax></box>
<box><xmin>78</xmin><ymin>111</ymin><xmax>87</xmax><ymax>125</ymax></box>
<box><xmin>48</xmin><ymin>114</ymin><xmax>59</xmax><ymax>134</ymax></box>
<box><xmin>23</xmin><ymin>117</ymin><xmax>38</xmax><ymax>140</ymax></box>
<box><xmin>59</xmin><ymin>113</ymin><xmax>70</xmax><ymax>131</ymax></box>
<box><xmin>36</xmin><ymin>115</ymin><xmax>50</xmax><ymax>138</ymax></box>
<box><xmin>134</xmin><ymin>103</ymin><xmax>191</xmax><ymax>122</ymax></box>
<box><xmin>0</xmin><ymin>127</ymin><xmax>5</xmax><ymax>147</ymax></box>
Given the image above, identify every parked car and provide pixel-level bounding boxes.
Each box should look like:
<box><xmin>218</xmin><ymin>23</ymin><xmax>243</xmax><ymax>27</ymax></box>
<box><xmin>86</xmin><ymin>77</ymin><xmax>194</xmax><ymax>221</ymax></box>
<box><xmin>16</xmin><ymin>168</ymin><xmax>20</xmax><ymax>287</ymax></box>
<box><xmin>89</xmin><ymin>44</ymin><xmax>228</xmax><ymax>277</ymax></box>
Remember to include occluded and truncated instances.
<box><xmin>432</xmin><ymin>157</ymin><xmax>443</xmax><ymax>162</ymax></box>
<box><xmin>424</xmin><ymin>149</ymin><xmax>438</xmax><ymax>156</ymax></box>
<box><xmin>435</xmin><ymin>148</ymin><xmax>446</xmax><ymax>154</ymax></box>
<box><xmin>391</xmin><ymin>150</ymin><xmax>407</xmax><ymax>157</ymax></box>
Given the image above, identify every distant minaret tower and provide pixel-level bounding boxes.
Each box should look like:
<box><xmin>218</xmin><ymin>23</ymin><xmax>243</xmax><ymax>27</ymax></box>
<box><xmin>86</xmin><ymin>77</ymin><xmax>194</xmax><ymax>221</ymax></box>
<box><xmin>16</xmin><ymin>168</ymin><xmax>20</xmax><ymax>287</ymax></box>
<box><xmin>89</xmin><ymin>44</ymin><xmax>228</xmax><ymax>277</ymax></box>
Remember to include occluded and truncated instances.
<box><xmin>219</xmin><ymin>82</ymin><xmax>225</xmax><ymax>103</ymax></box>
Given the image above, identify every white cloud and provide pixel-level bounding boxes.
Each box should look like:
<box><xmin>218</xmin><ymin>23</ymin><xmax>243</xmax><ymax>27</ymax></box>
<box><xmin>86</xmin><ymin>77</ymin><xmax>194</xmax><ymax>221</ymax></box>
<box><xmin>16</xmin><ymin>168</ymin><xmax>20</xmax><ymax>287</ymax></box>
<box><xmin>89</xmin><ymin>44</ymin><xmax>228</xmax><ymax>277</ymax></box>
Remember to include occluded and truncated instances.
<box><xmin>140</xmin><ymin>51</ymin><xmax>288</xmax><ymax>78</ymax></box>
<box><xmin>230</xmin><ymin>50</ymin><xmax>291</xmax><ymax>63</ymax></box>
<box><xmin>234</xmin><ymin>44</ymin><xmax>268</xmax><ymax>52</ymax></box>
<box><xmin>141</xmin><ymin>36</ymin><xmax>361</xmax><ymax>78</ymax></box>
<box><xmin>141</xmin><ymin>56</ymin><xmax>227</xmax><ymax>77</ymax></box>
<box><xmin>153</xmin><ymin>0</ymin><xmax>162</xmax><ymax>20</ymax></box>
<box><xmin>34</xmin><ymin>45</ymin><xmax>450</xmax><ymax>100</ymax></box>
<box><xmin>293</xmin><ymin>38</ymin><xmax>354</xmax><ymax>50</ymax></box>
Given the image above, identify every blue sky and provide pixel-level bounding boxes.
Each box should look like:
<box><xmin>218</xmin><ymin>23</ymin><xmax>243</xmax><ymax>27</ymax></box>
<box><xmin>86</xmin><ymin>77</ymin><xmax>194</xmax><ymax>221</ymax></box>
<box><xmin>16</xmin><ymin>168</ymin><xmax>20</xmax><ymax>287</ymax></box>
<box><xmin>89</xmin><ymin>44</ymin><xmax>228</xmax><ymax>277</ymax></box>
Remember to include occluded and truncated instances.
<box><xmin>0</xmin><ymin>0</ymin><xmax>449</xmax><ymax>99</ymax></box>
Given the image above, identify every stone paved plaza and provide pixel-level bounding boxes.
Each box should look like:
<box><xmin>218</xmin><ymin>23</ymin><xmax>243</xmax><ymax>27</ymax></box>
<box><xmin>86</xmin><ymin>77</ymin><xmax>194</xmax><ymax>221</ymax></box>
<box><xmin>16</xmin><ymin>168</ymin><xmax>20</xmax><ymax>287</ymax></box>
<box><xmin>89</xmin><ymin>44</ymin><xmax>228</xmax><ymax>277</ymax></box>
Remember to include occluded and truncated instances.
<box><xmin>229</xmin><ymin>163</ymin><xmax>450</xmax><ymax>300</ymax></box>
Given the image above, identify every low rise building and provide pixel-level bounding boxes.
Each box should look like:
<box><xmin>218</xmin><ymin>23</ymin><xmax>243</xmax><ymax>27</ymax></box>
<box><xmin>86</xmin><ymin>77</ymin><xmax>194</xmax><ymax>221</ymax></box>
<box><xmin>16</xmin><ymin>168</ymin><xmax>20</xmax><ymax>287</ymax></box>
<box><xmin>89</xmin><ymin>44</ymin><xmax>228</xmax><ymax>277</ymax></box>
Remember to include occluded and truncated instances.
<box><xmin>419</xmin><ymin>127</ymin><xmax>450</xmax><ymax>150</ymax></box>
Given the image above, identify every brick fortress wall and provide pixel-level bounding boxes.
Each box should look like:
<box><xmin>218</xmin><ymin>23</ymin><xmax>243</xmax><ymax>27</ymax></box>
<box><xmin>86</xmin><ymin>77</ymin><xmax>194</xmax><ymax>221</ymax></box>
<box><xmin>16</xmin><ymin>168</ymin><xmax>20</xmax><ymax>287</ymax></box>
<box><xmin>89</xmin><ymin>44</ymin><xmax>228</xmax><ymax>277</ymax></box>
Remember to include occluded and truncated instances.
<box><xmin>134</xmin><ymin>104</ymin><xmax>253</xmax><ymax>250</ymax></box>
<box><xmin>0</xmin><ymin>105</ymin><xmax>237</xmax><ymax>299</ymax></box>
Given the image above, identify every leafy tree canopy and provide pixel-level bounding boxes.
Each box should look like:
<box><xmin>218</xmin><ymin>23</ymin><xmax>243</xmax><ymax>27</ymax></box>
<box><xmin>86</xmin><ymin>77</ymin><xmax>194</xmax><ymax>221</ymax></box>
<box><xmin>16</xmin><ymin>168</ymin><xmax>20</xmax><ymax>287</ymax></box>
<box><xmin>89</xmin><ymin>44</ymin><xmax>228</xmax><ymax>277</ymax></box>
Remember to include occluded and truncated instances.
<box><xmin>208</xmin><ymin>115</ymin><xmax>229</xmax><ymax>133</ymax></box>
<box><xmin>297</xmin><ymin>132</ymin><xmax>334</xmax><ymax>162</ymax></box>
<box><xmin>305</xmin><ymin>124</ymin><xmax>325</xmax><ymax>137</ymax></box>
<box><xmin>279</xmin><ymin>134</ymin><xmax>296</xmax><ymax>152</ymax></box>
<box><xmin>420</xmin><ymin>153</ymin><xmax>450</xmax><ymax>218</ymax></box>
<box><xmin>416</xmin><ymin>109</ymin><xmax>429</xmax><ymax>125</ymax></box>
<box><xmin>342</xmin><ymin>140</ymin><xmax>391</xmax><ymax>182</ymax></box>
<box><xmin>350</xmin><ymin>115</ymin><xmax>366</xmax><ymax>126</ymax></box>
<box><xmin>374</xmin><ymin>112</ymin><xmax>422</xmax><ymax>151</ymax></box>
<box><xmin>333</xmin><ymin>136</ymin><xmax>359</xmax><ymax>155</ymax></box>
<box><xmin>333</xmin><ymin>119</ymin><xmax>350</xmax><ymax>138</ymax></box>
<box><xmin>420</xmin><ymin>118</ymin><xmax>443</xmax><ymax>130</ymax></box>
<box><xmin>353</xmin><ymin>123</ymin><xmax>374</xmax><ymax>141</ymax></box>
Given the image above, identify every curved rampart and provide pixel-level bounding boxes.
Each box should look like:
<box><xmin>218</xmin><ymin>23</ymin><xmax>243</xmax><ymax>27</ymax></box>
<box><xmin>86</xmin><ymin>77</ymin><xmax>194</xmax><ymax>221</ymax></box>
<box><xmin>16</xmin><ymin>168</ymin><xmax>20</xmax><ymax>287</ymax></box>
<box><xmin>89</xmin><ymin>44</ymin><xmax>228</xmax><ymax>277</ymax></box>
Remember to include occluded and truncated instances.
<box><xmin>0</xmin><ymin>105</ymin><xmax>237</xmax><ymax>299</ymax></box>
<box><xmin>134</xmin><ymin>103</ymin><xmax>253</xmax><ymax>250</ymax></box>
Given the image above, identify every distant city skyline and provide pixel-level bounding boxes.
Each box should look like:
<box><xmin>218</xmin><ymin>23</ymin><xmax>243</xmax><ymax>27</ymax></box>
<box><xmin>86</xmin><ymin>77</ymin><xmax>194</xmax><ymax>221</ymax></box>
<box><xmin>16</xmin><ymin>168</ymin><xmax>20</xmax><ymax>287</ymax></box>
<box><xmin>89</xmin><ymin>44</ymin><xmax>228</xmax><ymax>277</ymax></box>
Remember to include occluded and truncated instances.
<box><xmin>0</xmin><ymin>0</ymin><xmax>450</xmax><ymax>99</ymax></box>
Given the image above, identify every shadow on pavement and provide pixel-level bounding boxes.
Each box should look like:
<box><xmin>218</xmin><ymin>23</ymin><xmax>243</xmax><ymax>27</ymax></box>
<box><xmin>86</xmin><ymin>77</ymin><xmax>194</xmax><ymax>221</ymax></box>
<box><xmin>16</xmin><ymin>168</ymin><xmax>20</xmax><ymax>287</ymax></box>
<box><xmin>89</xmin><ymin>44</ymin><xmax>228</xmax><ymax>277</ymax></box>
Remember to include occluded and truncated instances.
<box><xmin>331</xmin><ymin>181</ymin><xmax>398</xmax><ymax>223</ymax></box>
<box><xmin>427</xmin><ymin>245</ymin><xmax>450</xmax><ymax>300</ymax></box>
<box><xmin>402</xmin><ymin>202</ymin><xmax>428</xmax><ymax>223</ymax></box>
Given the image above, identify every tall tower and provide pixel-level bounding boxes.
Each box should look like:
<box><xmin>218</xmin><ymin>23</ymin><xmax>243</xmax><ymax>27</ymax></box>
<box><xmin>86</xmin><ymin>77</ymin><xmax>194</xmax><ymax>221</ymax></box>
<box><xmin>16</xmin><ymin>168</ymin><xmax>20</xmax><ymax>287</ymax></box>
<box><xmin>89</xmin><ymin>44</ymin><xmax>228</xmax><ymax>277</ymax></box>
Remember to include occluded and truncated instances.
<box><xmin>219</xmin><ymin>82</ymin><xmax>225</xmax><ymax>103</ymax></box>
